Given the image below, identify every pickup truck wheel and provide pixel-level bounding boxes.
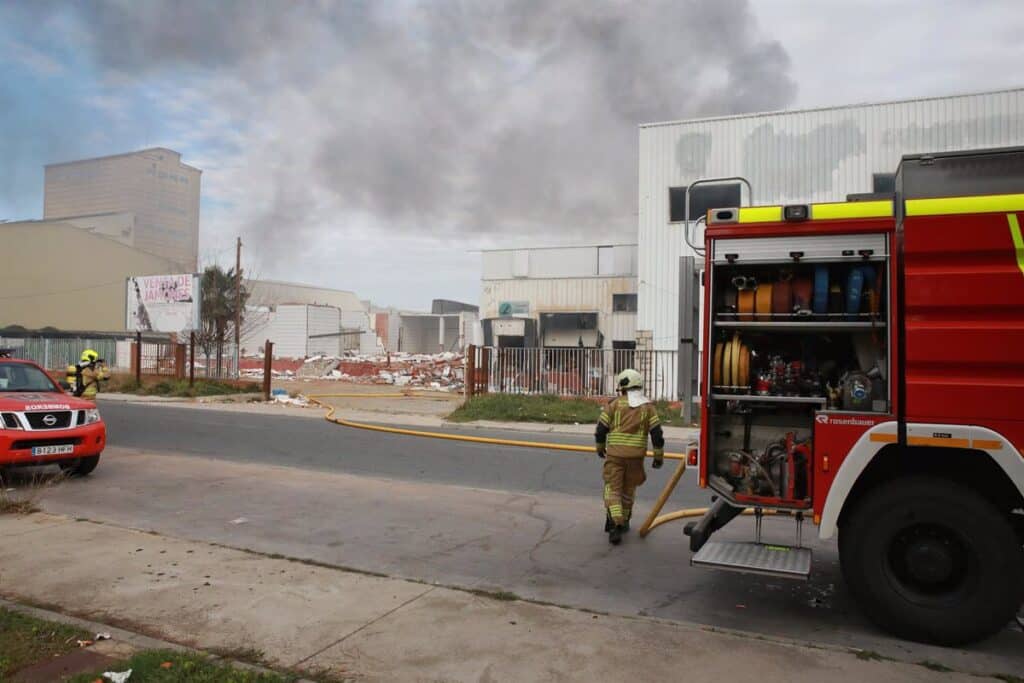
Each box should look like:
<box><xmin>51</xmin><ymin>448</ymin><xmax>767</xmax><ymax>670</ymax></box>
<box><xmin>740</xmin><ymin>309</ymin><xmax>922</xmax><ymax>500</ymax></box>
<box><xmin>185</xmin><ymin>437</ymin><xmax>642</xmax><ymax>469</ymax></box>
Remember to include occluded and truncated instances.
<box><xmin>839</xmin><ymin>475</ymin><xmax>1024</xmax><ymax>645</ymax></box>
<box><xmin>59</xmin><ymin>455</ymin><xmax>100</xmax><ymax>477</ymax></box>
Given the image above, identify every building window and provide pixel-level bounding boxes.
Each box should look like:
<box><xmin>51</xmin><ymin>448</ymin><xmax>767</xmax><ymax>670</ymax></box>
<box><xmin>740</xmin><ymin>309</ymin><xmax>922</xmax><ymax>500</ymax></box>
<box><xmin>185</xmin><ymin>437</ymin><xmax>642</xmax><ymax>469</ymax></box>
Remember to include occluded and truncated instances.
<box><xmin>872</xmin><ymin>173</ymin><xmax>896</xmax><ymax>193</ymax></box>
<box><xmin>612</xmin><ymin>293</ymin><xmax>637</xmax><ymax>313</ymax></box>
<box><xmin>669</xmin><ymin>183</ymin><xmax>741</xmax><ymax>223</ymax></box>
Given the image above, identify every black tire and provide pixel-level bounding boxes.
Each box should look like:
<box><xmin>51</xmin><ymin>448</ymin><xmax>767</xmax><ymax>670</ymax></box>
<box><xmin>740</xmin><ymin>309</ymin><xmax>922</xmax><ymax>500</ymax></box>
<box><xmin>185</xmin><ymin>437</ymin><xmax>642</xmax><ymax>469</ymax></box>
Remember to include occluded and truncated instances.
<box><xmin>840</xmin><ymin>475</ymin><xmax>1024</xmax><ymax>645</ymax></box>
<box><xmin>60</xmin><ymin>455</ymin><xmax>100</xmax><ymax>478</ymax></box>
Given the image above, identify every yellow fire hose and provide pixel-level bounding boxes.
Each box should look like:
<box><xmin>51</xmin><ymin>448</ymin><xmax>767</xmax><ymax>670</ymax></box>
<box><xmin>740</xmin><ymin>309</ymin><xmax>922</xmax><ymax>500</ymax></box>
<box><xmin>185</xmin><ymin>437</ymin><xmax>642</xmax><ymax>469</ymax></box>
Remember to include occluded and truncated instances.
<box><xmin>306</xmin><ymin>393</ymin><xmax>686</xmax><ymax>460</ymax></box>
<box><xmin>304</xmin><ymin>393</ymin><xmax>742</xmax><ymax>536</ymax></box>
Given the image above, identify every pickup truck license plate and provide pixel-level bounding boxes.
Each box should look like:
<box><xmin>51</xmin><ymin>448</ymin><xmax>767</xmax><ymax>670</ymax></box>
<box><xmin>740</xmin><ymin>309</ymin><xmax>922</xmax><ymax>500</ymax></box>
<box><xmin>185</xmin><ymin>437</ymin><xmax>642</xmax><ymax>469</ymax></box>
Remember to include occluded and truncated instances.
<box><xmin>31</xmin><ymin>444</ymin><xmax>74</xmax><ymax>456</ymax></box>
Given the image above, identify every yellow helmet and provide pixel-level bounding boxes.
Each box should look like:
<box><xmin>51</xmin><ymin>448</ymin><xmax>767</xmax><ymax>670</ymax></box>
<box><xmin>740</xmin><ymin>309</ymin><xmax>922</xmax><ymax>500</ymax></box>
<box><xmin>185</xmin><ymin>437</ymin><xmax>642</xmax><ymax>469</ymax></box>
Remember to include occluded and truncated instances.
<box><xmin>81</xmin><ymin>349</ymin><xmax>99</xmax><ymax>363</ymax></box>
<box><xmin>615</xmin><ymin>368</ymin><xmax>643</xmax><ymax>391</ymax></box>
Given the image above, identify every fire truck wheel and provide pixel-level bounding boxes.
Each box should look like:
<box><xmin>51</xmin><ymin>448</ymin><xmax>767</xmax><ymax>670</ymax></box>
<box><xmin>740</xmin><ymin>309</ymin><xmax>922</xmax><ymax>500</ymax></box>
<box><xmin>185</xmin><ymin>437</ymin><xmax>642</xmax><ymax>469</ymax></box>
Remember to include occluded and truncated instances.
<box><xmin>59</xmin><ymin>455</ymin><xmax>100</xmax><ymax>477</ymax></box>
<box><xmin>839</xmin><ymin>475</ymin><xmax>1024</xmax><ymax>646</ymax></box>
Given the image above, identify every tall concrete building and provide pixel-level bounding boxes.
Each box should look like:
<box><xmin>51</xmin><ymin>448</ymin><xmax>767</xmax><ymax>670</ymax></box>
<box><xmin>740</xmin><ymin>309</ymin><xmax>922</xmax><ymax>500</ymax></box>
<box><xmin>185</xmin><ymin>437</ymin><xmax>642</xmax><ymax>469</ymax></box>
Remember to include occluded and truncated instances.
<box><xmin>43</xmin><ymin>147</ymin><xmax>201</xmax><ymax>270</ymax></box>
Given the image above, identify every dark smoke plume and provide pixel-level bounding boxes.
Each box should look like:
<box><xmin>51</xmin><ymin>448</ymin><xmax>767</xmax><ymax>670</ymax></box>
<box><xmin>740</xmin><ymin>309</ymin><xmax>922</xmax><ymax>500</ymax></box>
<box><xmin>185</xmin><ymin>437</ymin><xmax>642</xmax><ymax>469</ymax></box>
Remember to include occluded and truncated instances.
<box><xmin>6</xmin><ymin>0</ymin><xmax>796</xmax><ymax>265</ymax></box>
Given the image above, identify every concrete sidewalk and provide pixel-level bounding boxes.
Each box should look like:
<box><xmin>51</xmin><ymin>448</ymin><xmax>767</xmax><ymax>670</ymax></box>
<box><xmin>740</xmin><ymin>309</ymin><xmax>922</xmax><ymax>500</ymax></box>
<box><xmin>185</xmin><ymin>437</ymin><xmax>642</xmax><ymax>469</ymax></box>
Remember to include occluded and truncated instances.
<box><xmin>0</xmin><ymin>513</ymin><xmax>1007</xmax><ymax>682</ymax></box>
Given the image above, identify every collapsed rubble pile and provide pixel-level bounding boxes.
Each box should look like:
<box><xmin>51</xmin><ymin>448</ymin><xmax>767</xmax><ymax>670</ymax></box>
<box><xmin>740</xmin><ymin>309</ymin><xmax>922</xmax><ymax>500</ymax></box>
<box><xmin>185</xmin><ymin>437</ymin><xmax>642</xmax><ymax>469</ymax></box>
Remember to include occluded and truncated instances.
<box><xmin>240</xmin><ymin>351</ymin><xmax>465</xmax><ymax>391</ymax></box>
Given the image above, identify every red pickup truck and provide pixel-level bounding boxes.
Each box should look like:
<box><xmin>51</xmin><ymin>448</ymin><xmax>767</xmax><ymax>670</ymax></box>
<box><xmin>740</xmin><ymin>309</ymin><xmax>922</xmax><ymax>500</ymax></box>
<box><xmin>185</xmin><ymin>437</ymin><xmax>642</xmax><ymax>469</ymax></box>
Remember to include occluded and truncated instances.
<box><xmin>0</xmin><ymin>356</ymin><xmax>106</xmax><ymax>477</ymax></box>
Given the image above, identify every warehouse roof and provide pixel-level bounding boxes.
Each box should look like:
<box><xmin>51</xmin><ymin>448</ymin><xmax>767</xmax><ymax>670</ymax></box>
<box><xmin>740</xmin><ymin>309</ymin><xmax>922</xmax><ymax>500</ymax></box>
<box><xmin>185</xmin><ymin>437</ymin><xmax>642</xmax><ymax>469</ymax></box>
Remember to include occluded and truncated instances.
<box><xmin>639</xmin><ymin>86</ymin><xmax>1024</xmax><ymax>129</ymax></box>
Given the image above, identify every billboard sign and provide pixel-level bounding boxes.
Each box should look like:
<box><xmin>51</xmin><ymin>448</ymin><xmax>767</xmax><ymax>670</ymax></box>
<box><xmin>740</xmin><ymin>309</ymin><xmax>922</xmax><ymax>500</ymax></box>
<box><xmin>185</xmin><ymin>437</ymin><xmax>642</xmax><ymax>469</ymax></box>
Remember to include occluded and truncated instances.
<box><xmin>126</xmin><ymin>274</ymin><xmax>201</xmax><ymax>334</ymax></box>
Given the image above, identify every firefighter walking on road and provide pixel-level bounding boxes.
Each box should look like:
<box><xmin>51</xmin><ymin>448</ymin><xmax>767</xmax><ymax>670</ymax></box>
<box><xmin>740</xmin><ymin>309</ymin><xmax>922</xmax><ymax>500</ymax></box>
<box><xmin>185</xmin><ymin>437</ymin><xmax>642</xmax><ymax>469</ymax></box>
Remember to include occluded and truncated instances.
<box><xmin>595</xmin><ymin>369</ymin><xmax>666</xmax><ymax>545</ymax></box>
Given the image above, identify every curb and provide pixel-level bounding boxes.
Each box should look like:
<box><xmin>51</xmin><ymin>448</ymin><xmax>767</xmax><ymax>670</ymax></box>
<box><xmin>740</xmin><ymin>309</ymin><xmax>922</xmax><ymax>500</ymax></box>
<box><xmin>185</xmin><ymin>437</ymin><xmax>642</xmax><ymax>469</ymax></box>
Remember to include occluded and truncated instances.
<box><xmin>98</xmin><ymin>393</ymin><xmax>265</xmax><ymax>405</ymax></box>
<box><xmin>98</xmin><ymin>394</ymin><xmax>193</xmax><ymax>404</ymax></box>
<box><xmin>0</xmin><ymin>597</ymin><xmax>317</xmax><ymax>683</ymax></box>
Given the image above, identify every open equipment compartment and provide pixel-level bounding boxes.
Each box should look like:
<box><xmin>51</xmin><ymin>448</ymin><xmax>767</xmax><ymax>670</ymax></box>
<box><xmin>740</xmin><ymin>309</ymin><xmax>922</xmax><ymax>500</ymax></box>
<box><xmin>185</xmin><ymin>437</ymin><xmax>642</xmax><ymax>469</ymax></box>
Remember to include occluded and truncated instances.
<box><xmin>705</xmin><ymin>233</ymin><xmax>890</xmax><ymax>510</ymax></box>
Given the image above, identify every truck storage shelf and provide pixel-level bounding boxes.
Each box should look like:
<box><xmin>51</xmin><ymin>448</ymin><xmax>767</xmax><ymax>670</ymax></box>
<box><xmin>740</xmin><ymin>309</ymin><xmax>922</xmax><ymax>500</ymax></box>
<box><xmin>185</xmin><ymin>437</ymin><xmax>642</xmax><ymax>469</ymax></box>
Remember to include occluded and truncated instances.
<box><xmin>714</xmin><ymin>320</ymin><xmax>884</xmax><ymax>331</ymax></box>
<box><xmin>711</xmin><ymin>393</ymin><xmax>828</xmax><ymax>406</ymax></box>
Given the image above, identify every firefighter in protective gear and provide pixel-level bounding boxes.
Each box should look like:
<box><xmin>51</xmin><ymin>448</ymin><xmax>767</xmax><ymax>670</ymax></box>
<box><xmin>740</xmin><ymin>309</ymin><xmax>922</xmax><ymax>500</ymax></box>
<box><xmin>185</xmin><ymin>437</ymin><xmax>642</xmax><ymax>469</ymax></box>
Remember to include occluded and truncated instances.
<box><xmin>78</xmin><ymin>349</ymin><xmax>109</xmax><ymax>401</ymax></box>
<box><xmin>595</xmin><ymin>368</ymin><xmax>666</xmax><ymax>545</ymax></box>
<box><xmin>65</xmin><ymin>363</ymin><xmax>79</xmax><ymax>395</ymax></box>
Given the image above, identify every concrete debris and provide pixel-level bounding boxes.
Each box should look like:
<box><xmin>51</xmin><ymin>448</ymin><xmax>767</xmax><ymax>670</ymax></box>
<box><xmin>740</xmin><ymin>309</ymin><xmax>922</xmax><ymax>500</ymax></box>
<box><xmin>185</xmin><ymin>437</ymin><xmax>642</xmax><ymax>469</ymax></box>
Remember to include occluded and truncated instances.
<box><xmin>272</xmin><ymin>393</ymin><xmax>309</xmax><ymax>407</ymax></box>
<box><xmin>103</xmin><ymin>670</ymin><xmax>132</xmax><ymax>683</ymax></box>
<box><xmin>241</xmin><ymin>352</ymin><xmax>466</xmax><ymax>392</ymax></box>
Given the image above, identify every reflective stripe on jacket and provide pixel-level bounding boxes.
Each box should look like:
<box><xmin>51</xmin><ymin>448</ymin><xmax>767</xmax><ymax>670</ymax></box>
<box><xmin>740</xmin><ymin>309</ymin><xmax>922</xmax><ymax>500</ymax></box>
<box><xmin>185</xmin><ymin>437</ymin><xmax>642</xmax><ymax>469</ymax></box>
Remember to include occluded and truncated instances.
<box><xmin>598</xmin><ymin>397</ymin><xmax>660</xmax><ymax>458</ymax></box>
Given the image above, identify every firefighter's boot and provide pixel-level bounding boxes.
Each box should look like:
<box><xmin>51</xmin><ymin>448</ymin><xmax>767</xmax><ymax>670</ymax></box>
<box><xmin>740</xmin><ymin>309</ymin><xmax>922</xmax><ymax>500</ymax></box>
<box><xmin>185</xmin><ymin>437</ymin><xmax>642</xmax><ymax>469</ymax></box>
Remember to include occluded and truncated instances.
<box><xmin>604</xmin><ymin>512</ymin><xmax>614</xmax><ymax>532</ymax></box>
<box><xmin>608</xmin><ymin>524</ymin><xmax>625</xmax><ymax>545</ymax></box>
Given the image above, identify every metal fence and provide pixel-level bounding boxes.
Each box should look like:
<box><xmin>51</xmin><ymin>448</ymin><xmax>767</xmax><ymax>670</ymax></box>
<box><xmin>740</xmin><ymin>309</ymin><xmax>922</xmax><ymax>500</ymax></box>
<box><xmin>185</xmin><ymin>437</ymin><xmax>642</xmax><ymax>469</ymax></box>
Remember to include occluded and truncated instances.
<box><xmin>191</xmin><ymin>344</ymin><xmax>239</xmax><ymax>379</ymax></box>
<box><xmin>1</xmin><ymin>336</ymin><xmax>122</xmax><ymax>371</ymax></box>
<box><xmin>1</xmin><ymin>334</ymin><xmax>238</xmax><ymax>379</ymax></box>
<box><xmin>470</xmin><ymin>347</ymin><xmax>679</xmax><ymax>401</ymax></box>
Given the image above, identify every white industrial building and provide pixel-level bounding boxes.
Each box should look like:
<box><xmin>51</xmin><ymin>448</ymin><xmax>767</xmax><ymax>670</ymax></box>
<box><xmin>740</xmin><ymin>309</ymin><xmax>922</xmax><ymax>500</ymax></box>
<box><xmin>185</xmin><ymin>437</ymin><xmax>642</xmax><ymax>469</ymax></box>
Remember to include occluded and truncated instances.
<box><xmin>242</xmin><ymin>279</ymin><xmax>378</xmax><ymax>357</ymax></box>
<box><xmin>637</xmin><ymin>87</ymin><xmax>1024</xmax><ymax>398</ymax></box>
<box><xmin>392</xmin><ymin>311</ymin><xmax>479</xmax><ymax>354</ymax></box>
<box><xmin>479</xmin><ymin>244</ymin><xmax>638</xmax><ymax>349</ymax></box>
<box><xmin>371</xmin><ymin>300</ymin><xmax>480</xmax><ymax>355</ymax></box>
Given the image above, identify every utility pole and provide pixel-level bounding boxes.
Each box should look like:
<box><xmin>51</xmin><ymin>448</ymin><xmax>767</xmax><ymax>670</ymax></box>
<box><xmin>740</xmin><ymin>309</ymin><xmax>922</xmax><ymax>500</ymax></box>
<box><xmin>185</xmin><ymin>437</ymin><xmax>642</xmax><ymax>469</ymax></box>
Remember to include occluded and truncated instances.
<box><xmin>234</xmin><ymin>236</ymin><xmax>242</xmax><ymax>378</ymax></box>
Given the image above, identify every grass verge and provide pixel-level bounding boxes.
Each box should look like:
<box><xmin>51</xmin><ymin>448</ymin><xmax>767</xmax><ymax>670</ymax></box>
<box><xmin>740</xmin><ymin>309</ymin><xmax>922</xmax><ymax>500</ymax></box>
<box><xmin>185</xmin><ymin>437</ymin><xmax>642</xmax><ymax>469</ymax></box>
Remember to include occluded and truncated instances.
<box><xmin>67</xmin><ymin>649</ymin><xmax>296</xmax><ymax>682</ymax></box>
<box><xmin>106</xmin><ymin>374</ymin><xmax>260</xmax><ymax>398</ymax></box>
<box><xmin>448</xmin><ymin>393</ymin><xmax>691</xmax><ymax>427</ymax></box>
<box><xmin>0</xmin><ymin>607</ymin><xmax>90</xmax><ymax>679</ymax></box>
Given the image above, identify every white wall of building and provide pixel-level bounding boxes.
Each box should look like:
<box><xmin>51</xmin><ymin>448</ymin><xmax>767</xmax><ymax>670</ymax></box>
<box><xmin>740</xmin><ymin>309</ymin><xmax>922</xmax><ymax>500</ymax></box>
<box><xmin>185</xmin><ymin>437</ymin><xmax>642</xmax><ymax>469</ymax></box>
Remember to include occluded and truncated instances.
<box><xmin>306</xmin><ymin>305</ymin><xmax>342</xmax><ymax>357</ymax></box>
<box><xmin>638</xmin><ymin>88</ymin><xmax>1024</xmax><ymax>354</ymax></box>
<box><xmin>267</xmin><ymin>305</ymin><xmax>310</xmax><ymax>358</ymax></box>
<box><xmin>241</xmin><ymin>304</ymin><xmax>353</xmax><ymax>358</ymax></box>
<box><xmin>341</xmin><ymin>310</ymin><xmax>374</xmax><ymax>352</ymax></box>
<box><xmin>482</xmin><ymin>245</ymin><xmax>636</xmax><ymax>280</ymax></box>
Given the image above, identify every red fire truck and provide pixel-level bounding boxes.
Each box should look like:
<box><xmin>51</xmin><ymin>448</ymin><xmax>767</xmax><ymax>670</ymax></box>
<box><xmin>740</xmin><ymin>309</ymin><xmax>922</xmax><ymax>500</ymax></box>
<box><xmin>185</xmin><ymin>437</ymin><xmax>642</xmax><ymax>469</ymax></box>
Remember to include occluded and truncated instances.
<box><xmin>683</xmin><ymin>147</ymin><xmax>1024</xmax><ymax>645</ymax></box>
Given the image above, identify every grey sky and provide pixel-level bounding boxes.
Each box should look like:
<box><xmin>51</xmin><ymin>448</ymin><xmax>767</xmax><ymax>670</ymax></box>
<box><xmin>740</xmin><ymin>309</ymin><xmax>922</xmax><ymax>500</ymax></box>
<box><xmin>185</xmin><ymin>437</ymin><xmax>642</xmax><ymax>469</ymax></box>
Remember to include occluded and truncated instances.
<box><xmin>4</xmin><ymin>1</ymin><xmax>1022</xmax><ymax>309</ymax></box>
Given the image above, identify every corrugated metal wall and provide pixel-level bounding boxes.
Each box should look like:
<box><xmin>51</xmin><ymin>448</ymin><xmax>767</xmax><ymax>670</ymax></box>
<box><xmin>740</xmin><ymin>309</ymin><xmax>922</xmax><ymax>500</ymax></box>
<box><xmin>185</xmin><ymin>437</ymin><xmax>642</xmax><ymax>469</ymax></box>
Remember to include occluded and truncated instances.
<box><xmin>269</xmin><ymin>305</ymin><xmax>310</xmax><ymax>358</ymax></box>
<box><xmin>482</xmin><ymin>245</ymin><xmax>637</xmax><ymax>280</ymax></box>
<box><xmin>480</xmin><ymin>277</ymin><xmax>637</xmax><ymax>349</ymax></box>
<box><xmin>340</xmin><ymin>310</ymin><xmax>371</xmax><ymax>352</ymax></box>
<box><xmin>481</xmin><ymin>277</ymin><xmax>637</xmax><ymax>319</ymax></box>
<box><xmin>638</xmin><ymin>89</ymin><xmax>1024</xmax><ymax>354</ymax></box>
<box><xmin>307</xmin><ymin>305</ymin><xmax>341</xmax><ymax>357</ymax></box>
<box><xmin>609</xmin><ymin>313</ymin><xmax>637</xmax><ymax>342</ymax></box>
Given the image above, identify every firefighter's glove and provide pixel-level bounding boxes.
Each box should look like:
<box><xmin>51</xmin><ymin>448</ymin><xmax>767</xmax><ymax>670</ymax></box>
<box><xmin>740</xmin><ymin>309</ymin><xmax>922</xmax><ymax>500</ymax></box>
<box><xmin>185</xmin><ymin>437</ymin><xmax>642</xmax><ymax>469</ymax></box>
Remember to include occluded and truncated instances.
<box><xmin>596</xmin><ymin>443</ymin><xmax>606</xmax><ymax>459</ymax></box>
<box><xmin>652</xmin><ymin>449</ymin><xmax>664</xmax><ymax>469</ymax></box>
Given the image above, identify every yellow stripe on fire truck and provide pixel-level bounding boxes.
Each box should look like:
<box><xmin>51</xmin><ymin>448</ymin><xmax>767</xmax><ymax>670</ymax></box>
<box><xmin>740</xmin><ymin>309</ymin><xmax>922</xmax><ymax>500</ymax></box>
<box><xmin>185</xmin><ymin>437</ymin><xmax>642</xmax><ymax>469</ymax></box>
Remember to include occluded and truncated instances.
<box><xmin>905</xmin><ymin>193</ymin><xmax>1024</xmax><ymax>216</ymax></box>
<box><xmin>727</xmin><ymin>200</ymin><xmax>894</xmax><ymax>224</ymax></box>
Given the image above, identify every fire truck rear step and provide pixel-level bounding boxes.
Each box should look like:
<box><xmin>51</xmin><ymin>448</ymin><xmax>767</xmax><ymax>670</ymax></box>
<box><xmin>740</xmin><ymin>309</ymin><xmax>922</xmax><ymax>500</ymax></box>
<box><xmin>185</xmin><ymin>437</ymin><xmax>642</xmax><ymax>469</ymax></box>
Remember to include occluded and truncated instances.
<box><xmin>691</xmin><ymin>541</ymin><xmax>812</xmax><ymax>580</ymax></box>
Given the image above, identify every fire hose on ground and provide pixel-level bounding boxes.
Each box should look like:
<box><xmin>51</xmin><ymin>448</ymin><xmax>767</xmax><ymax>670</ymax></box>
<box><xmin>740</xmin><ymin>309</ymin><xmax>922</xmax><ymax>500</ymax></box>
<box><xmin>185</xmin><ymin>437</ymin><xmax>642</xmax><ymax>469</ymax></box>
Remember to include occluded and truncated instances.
<box><xmin>306</xmin><ymin>393</ymin><xmax>776</xmax><ymax>536</ymax></box>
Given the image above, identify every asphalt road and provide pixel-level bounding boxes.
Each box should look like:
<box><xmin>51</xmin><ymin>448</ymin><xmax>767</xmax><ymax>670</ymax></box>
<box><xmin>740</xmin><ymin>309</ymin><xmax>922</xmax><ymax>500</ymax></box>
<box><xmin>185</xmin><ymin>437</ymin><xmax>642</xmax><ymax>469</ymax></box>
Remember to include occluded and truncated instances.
<box><xmin>23</xmin><ymin>402</ymin><xmax>1023</xmax><ymax>675</ymax></box>
<box><xmin>99</xmin><ymin>402</ymin><xmax>709</xmax><ymax>506</ymax></box>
